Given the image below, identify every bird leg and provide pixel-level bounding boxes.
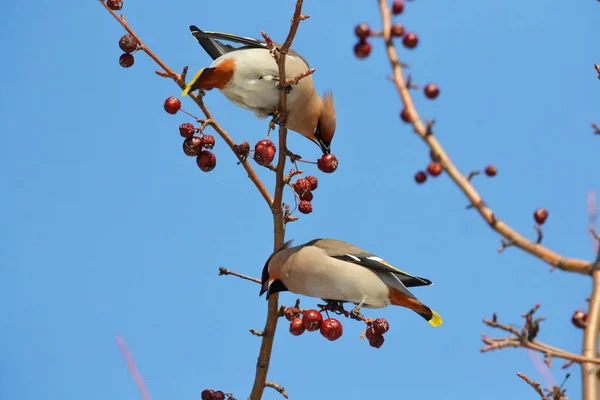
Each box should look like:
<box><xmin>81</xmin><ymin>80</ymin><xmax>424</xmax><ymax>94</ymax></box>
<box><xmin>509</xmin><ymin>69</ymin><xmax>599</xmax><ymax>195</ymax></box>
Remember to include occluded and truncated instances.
<box><xmin>351</xmin><ymin>300</ymin><xmax>366</xmax><ymax>320</ymax></box>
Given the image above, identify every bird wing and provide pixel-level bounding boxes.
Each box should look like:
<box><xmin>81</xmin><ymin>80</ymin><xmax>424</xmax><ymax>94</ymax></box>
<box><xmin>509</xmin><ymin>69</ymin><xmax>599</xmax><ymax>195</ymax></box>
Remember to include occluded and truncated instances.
<box><xmin>189</xmin><ymin>26</ymin><xmax>311</xmax><ymax>66</ymax></box>
<box><xmin>307</xmin><ymin>239</ymin><xmax>433</xmax><ymax>288</ymax></box>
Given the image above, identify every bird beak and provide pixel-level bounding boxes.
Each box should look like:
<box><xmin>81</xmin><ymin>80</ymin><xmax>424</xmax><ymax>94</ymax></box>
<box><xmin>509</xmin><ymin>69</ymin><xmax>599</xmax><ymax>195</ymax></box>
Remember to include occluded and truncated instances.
<box><xmin>259</xmin><ymin>279</ymin><xmax>271</xmax><ymax>297</ymax></box>
<box><xmin>314</xmin><ymin>127</ymin><xmax>331</xmax><ymax>155</ymax></box>
<box><xmin>259</xmin><ymin>279</ymin><xmax>288</xmax><ymax>300</ymax></box>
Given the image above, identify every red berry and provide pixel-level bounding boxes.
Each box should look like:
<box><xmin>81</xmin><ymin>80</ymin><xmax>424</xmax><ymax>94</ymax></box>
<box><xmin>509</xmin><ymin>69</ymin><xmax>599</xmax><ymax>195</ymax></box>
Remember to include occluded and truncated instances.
<box><xmin>371</xmin><ymin>318</ymin><xmax>390</xmax><ymax>335</ymax></box>
<box><xmin>403</xmin><ymin>32</ymin><xmax>419</xmax><ymax>49</ymax></box>
<box><xmin>300</xmin><ymin>191</ymin><xmax>313</xmax><ymax>202</ymax></box>
<box><xmin>317</xmin><ymin>154</ymin><xmax>338</xmax><ymax>173</ymax></box>
<box><xmin>400</xmin><ymin>108</ymin><xmax>412</xmax><ymax>123</ymax></box>
<box><xmin>306</xmin><ymin>176</ymin><xmax>319</xmax><ymax>191</ymax></box>
<box><xmin>119</xmin><ymin>53</ymin><xmax>134</xmax><ymax>68</ymax></box>
<box><xmin>427</xmin><ymin>161</ymin><xmax>443</xmax><ymax>177</ymax></box>
<box><xmin>354</xmin><ymin>41</ymin><xmax>372</xmax><ymax>59</ymax></box>
<box><xmin>254</xmin><ymin>139</ymin><xmax>276</xmax><ymax>166</ymax></box>
<box><xmin>106</xmin><ymin>0</ymin><xmax>123</xmax><ymax>10</ymax></box>
<box><xmin>164</xmin><ymin>97</ymin><xmax>181</xmax><ymax>115</ymax></box>
<box><xmin>201</xmin><ymin>389</ymin><xmax>215</xmax><ymax>400</ymax></box>
<box><xmin>289</xmin><ymin>318</ymin><xmax>306</xmax><ymax>336</ymax></box>
<box><xmin>391</xmin><ymin>0</ymin><xmax>404</xmax><ymax>14</ymax></box>
<box><xmin>302</xmin><ymin>309</ymin><xmax>323</xmax><ymax>331</ymax></box>
<box><xmin>320</xmin><ymin>318</ymin><xmax>343</xmax><ymax>341</ymax></box>
<box><xmin>534</xmin><ymin>208</ymin><xmax>549</xmax><ymax>225</ymax></box>
<box><xmin>183</xmin><ymin>137</ymin><xmax>203</xmax><ymax>157</ymax></box>
<box><xmin>119</xmin><ymin>34</ymin><xmax>138</xmax><ymax>53</ymax></box>
<box><xmin>298</xmin><ymin>200</ymin><xmax>313</xmax><ymax>214</ymax></box>
<box><xmin>201</xmin><ymin>135</ymin><xmax>216</xmax><ymax>149</ymax></box>
<box><xmin>234</xmin><ymin>141</ymin><xmax>250</xmax><ymax>158</ymax></box>
<box><xmin>293</xmin><ymin>178</ymin><xmax>311</xmax><ymax>195</ymax></box>
<box><xmin>368</xmin><ymin>333</ymin><xmax>385</xmax><ymax>348</ymax></box>
<box><xmin>212</xmin><ymin>392</ymin><xmax>225</xmax><ymax>400</ymax></box>
<box><xmin>391</xmin><ymin>24</ymin><xmax>405</xmax><ymax>37</ymax></box>
<box><xmin>485</xmin><ymin>165</ymin><xmax>497</xmax><ymax>177</ymax></box>
<box><xmin>179</xmin><ymin>123</ymin><xmax>195</xmax><ymax>138</ymax></box>
<box><xmin>355</xmin><ymin>23</ymin><xmax>371</xmax><ymax>41</ymax></box>
<box><xmin>424</xmin><ymin>83</ymin><xmax>440</xmax><ymax>99</ymax></box>
<box><xmin>284</xmin><ymin>307</ymin><xmax>301</xmax><ymax>321</ymax></box>
<box><xmin>415</xmin><ymin>171</ymin><xmax>427</xmax><ymax>184</ymax></box>
<box><xmin>572</xmin><ymin>310</ymin><xmax>588</xmax><ymax>329</ymax></box>
<box><xmin>196</xmin><ymin>150</ymin><xmax>217</xmax><ymax>172</ymax></box>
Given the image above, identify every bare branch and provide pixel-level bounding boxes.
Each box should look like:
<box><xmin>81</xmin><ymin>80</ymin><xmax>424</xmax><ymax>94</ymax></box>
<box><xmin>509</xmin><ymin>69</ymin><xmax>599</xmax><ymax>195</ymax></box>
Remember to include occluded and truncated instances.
<box><xmin>516</xmin><ymin>372</ymin><xmax>547</xmax><ymax>399</ymax></box>
<box><xmin>218</xmin><ymin>267</ymin><xmax>261</xmax><ymax>284</ymax></box>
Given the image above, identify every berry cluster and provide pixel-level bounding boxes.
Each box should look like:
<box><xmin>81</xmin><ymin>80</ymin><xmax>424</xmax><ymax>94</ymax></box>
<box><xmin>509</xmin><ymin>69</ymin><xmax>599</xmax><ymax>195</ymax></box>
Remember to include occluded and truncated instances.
<box><xmin>364</xmin><ymin>317</ymin><xmax>390</xmax><ymax>348</ymax></box>
<box><xmin>285</xmin><ymin>308</ymin><xmax>343</xmax><ymax>341</ymax></box>
<box><xmin>292</xmin><ymin>175</ymin><xmax>319</xmax><ymax>214</ymax></box>
<box><xmin>201</xmin><ymin>389</ymin><xmax>226</xmax><ymax>400</ymax></box>
<box><xmin>353</xmin><ymin>0</ymin><xmax>419</xmax><ymax>59</ymax></box>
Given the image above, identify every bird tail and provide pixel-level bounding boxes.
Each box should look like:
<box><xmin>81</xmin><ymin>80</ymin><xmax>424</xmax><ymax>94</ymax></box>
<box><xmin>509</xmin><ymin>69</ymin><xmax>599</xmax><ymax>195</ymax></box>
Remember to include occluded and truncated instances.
<box><xmin>189</xmin><ymin>25</ymin><xmax>232</xmax><ymax>60</ymax></box>
<box><xmin>389</xmin><ymin>287</ymin><xmax>443</xmax><ymax>327</ymax></box>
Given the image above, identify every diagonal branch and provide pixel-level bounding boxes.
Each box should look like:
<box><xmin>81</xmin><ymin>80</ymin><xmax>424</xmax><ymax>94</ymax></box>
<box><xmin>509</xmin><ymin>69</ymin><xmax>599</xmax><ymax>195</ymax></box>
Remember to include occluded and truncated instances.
<box><xmin>376</xmin><ymin>0</ymin><xmax>591</xmax><ymax>275</ymax></box>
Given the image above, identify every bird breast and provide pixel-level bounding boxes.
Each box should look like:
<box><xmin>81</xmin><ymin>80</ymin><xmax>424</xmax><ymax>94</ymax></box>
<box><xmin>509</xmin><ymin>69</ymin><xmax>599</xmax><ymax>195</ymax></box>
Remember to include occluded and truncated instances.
<box><xmin>280</xmin><ymin>246</ymin><xmax>391</xmax><ymax>308</ymax></box>
<box><xmin>211</xmin><ymin>49</ymin><xmax>314</xmax><ymax>116</ymax></box>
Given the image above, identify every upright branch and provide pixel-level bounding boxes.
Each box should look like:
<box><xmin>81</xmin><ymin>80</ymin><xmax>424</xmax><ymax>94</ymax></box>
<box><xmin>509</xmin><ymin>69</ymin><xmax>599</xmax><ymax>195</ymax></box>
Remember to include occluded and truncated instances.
<box><xmin>249</xmin><ymin>2</ymin><xmax>306</xmax><ymax>399</ymax></box>
<box><xmin>375</xmin><ymin>0</ymin><xmax>591</xmax><ymax>274</ymax></box>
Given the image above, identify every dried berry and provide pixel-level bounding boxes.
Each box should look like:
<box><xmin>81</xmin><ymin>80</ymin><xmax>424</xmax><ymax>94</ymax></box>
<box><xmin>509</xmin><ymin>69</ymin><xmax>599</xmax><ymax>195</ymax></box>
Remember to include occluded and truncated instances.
<box><xmin>201</xmin><ymin>135</ymin><xmax>216</xmax><ymax>149</ymax></box>
<box><xmin>427</xmin><ymin>161</ymin><xmax>443</xmax><ymax>177</ymax></box>
<box><xmin>355</xmin><ymin>23</ymin><xmax>371</xmax><ymax>41</ymax></box>
<box><xmin>106</xmin><ymin>0</ymin><xmax>123</xmax><ymax>10</ymax></box>
<box><xmin>306</xmin><ymin>176</ymin><xmax>318</xmax><ymax>191</ymax></box>
<box><xmin>300</xmin><ymin>191</ymin><xmax>313</xmax><ymax>202</ymax></box>
<box><xmin>201</xmin><ymin>389</ymin><xmax>215</xmax><ymax>400</ymax></box>
<box><xmin>289</xmin><ymin>318</ymin><xmax>306</xmax><ymax>336</ymax></box>
<box><xmin>365</xmin><ymin>326</ymin><xmax>377</xmax><ymax>341</ymax></box>
<box><xmin>196</xmin><ymin>150</ymin><xmax>217</xmax><ymax>172</ymax></box>
<box><xmin>183</xmin><ymin>137</ymin><xmax>203</xmax><ymax>157</ymax></box>
<box><xmin>391</xmin><ymin>24</ymin><xmax>405</xmax><ymax>37</ymax></box>
<box><xmin>298</xmin><ymin>200</ymin><xmax>313</xmax><ymax>214</ymax></box>
<box><xmin>391</xmin><ymin>0</ymin><xmax>404</xmax><ymax>14</ymax></box>
<box><xmin>572</xmin><ymin>310</ymin><xmax>587</xmax><ymax>329</ymax></box>
<box><xmin>212</xmin><ymin>392</ymin><xmax>225</xmax><ymax>400</ymax></box>
<box><xmin>403</xmin><ymin>32</ymin><xmax>419</xmax><ymax>49</ymax></box>
<box><xmin>119</xmin><ymin>53</ymin><xmax>134</xmax><ymax>68</ymax></box>
<box><xmin>485</xmin><ymin>165</ymin><xmax>497</xmax><ymax>177</ymax></box>
<box><xmin>534</xmin><ymin>208</ymin><xmax>549</xmax><ymax>225</ymax></box>
<box><xmin>284</xmin><ymin>307</ymin><xmax>300</xmax><ymax>321</ymax></box>
<box><xmin>354</xmin><ymin>41</ymin><xmax>372</xmax><ymax>59</ymax></box>
<box><xmin>424</xmin><ymin>83</ymin><xmax>440</xmax><ymax>99</ymax></box>
<box><xmin>119</xmin><ymin>34</ymin><xmax>138</xmax><ymax>53</ymax></box>
<box><xmin>293</xmin><ymin>178</ymin><xmax>311</xmax><ymax>195</ymax></box>
<box><xmin>179</xmin><ymin>123</ymin><xmax>195</xmax><ymax>138</ymax></box>
<box><xmin>320</xmin><ymin>318</ymin><xmax>343</xmax><ymax>341</ymax></box>
<box><xmin>371</xmin><ymin>318</ymin><xmax>390</xmax><ymax>335</ymax></box>
<box><xmin>317</xmin><ymin>154</ymin><xmax>338</xmax><ymax>173</ymax></box>
<box><xmin>302</xmin><ymin>309</ymin><xmax>323</xmax><ymax>331</ymax></box>
<box><xmin>400</xmin><ymin>108</ymin><xmax>412</xmax><ymax>123</ymax></box>
<box><xmin>164</xmin><ymin>97</ymin><xmax>181</xmax><ymax>115</ymax></box>
<box><xmin>234</xmin><ymin>141</ymin><xmax>250</xmax><ymax>158</ymax></box>
<box><xmin>254</xmin><ymin>139</ymin><xmax>276</xmax><ymax>166</ymax></box>
<box><xmin>368</xmin><ymin>333</ymin><xmax>385</xmax><ymax>348</ymax></box>
<box><xmin>415</xmin><ymin>171</ymin><xmax>427</xmax><ymax>184</ymax></box>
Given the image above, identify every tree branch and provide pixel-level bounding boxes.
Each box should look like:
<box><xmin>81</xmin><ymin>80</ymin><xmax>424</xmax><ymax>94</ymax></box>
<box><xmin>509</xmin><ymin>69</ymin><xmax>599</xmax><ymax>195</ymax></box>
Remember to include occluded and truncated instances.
<box><xmin>376</xmin><ymin>0</ymin><xmax>591</xmax><ymax>275</ymax></box>
<box><xmin>249</xmin><ymin>2</ymin><xmax>305</xmax><ymax>399</ymax></box>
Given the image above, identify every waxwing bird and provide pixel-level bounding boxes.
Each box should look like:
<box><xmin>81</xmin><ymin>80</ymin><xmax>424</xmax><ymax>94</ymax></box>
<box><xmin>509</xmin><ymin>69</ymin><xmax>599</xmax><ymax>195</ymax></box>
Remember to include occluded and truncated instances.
<box><xmin>260</xmin><ymin>239</ymin><xmax>443</xmax><ymax>327</ymax></box>
<box><xmin>183</xmin><ymin>26</ymin><xmax>336</xmax><ymax>155</ymax></box>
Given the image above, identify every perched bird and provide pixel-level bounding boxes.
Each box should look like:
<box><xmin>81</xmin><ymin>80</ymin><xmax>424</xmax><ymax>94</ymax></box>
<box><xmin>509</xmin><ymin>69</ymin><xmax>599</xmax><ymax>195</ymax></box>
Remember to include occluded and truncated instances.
<box><xmin>260</xmin><ymin>238</ymin><xmax>443</xmax><ymax>327</ymax></box>
<box><xmin>183</xmin><ymin>26</ymin><xmax>336</xmax><ymax>155</ymax></box>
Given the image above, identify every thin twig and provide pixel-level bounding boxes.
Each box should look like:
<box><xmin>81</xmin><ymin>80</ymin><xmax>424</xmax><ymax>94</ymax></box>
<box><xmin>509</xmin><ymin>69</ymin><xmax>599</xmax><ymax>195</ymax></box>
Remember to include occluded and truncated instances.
<box><xmin>265</xmin><ymin>382</ymin><xmax>289</xmax><ymax>399</ymax></box>
<box><xmin>115</xmin><ymin>336</ymin><xmax>151</xmax><ymax>400</ymax></box>
<box><xmin>517</xmin><ymin>372</ymin><xmax>547</xmax><ymax>399</ymax></box>
<box><xmin>218</xmin><ymin>268</ymin><xmax>261</xmax><ymax>284</ymax></box>
<box><xmin>376</xmin><ymin>0</ymin><xmax>591</xmax><ymax>274</ymax></box>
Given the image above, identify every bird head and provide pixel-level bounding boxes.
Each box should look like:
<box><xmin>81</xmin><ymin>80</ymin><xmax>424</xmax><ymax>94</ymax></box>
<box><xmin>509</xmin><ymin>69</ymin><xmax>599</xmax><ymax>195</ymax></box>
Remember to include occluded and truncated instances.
<box><xmin>314</xmin><ymin>91</ymin><xmax>336</xmax><ymax>155</ymax></box>
<box><xmin>260</xmin><ymin>240</ymin><xmax>294</xmax><ymax>299</ymax></box>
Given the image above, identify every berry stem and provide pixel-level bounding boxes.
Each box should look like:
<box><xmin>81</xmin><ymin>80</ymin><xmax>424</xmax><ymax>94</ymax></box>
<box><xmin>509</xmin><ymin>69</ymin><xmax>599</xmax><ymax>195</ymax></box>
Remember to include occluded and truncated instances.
<box><xmin>376</xmin><ymin>0</ymin><xmax>590</xmax><ymax>274</ymax></box>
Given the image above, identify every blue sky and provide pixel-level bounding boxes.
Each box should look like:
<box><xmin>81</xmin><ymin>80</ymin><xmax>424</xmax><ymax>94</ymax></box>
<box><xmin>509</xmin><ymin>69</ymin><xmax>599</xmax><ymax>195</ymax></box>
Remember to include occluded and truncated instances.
<box><xmin>1</xmin><ymin>0</ymin><xmax>598</xmax><ymax>399</ymax></box>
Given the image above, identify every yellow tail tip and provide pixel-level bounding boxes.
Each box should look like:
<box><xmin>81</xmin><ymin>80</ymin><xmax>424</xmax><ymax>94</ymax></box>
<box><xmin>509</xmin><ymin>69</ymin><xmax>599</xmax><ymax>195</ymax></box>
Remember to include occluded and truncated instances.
<box><xmin>181</xmin><ymin>68</ymin><xmax>205</xmax><ymax>97</ymax></box>
<box><xmin>428</xmin><ymin>310</ymin><xmax>443</xmax><ymax>327</ymax></box>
